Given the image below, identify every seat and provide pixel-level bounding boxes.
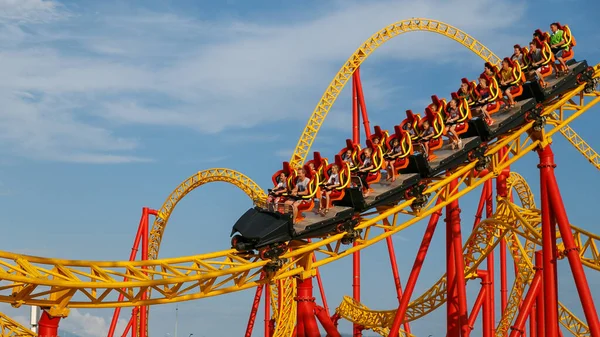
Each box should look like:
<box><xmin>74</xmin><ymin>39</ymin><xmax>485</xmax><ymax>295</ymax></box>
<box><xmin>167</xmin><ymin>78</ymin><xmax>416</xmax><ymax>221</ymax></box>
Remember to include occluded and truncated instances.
<box><xmin>306</xmin><ymin>151</ymin><xmax>328</xmax><ymax>185</ymax></box>
<box><xmin>555</xmin><ymin>22</ymin><xmax>576</xmax><ymax>61</ymax></box>
<box><xmin>337</xmin><ymin>139</ymin><xmax>361</xmax><ymax>172</ymax></box>
<box><xmin>389</xmin><ymin>124</ymin><xmax>414</xmax><ymax>171</ymax></box>
<box><xmin>418</xmin><ymin>106</ymin><xmax>445</xmax><ymax>160</ymax></box>
<box><xmin>534</xmin><ymin>29</ymin><xmax>550</xmax><ymax>43</ymax></box>
<box><xmin>503</xmin><ymin>57</ymin><xmax>525</xmax><ymax>99</ymax></box>
<box><xmin>357</xmin><ymin>139</ymin><xmax>384</xmax><ymax>185</ymax></box>
<box><xmin>447</xmin><ymin>92</ymin><xmax>472</xmax><ymax>136</ymax></box>
<box><xmin>534</xmin><ymin>36</ymin><xmax>554</xmax><ymax>78</ymax></box>
<box><xmin>321</xmin><ymin>154</ymin><xmax>352</xmax><ymax>208</ymax></box>
<box><xmin>484</xmin><ymin>62</ymin><xmax>501</xmax><ymax>82</ymax></box>
<box><xmin>271</xmin><ymin>162</ymin><xmax>295</xmax><ymax>198</ymax></box>
<box><xmin>294</xmin><ymin>164</ymin><xmax>319</xmax><ymax>220</ymax></box>
<box><xmin>460</xmin><ymin>78</ymin><xmax>479</xmax><ymax>107</ymax></box>
<box><xmin>429</xmin><ymin>95</ymin><xmax>447</xmax><ymax>115</ymax></box>
<box><xmin>476</xmin><ymin>73</ymin><xmax>501</xmax><ymax>115</ymax></box>
<box><xmin>399</xmin><ymin>110</ymin><xmax>422</xmax><ymax>142</ymax></box>
<box><xmin>370</xmin><ymin>125</ymin><xmax>390</xmax><ymax>154</ymax></box>
<box><xmin>521</xmin><ymin>46</ymin><xmax>531</xmax><ymax>77</ymax></box>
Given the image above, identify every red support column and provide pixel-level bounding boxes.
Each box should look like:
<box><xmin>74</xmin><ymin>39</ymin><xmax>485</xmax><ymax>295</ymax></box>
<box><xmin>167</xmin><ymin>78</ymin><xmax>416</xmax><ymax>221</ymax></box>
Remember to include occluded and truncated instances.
<box><xmin>529</xmin><ymin>304</ymin><xmax>537</xmax><ymax>337</ymax></box>
<box><xmin>139</xmin><ymin>207</ymin><xmax>149</xmax><ymax>337</ymax></box>
<box><xmin>388</xmin><ymin>198</ymin><xmax>444</xmax><ymax>336</ymax></box>
<box><xmin>265</xmin><ymin>283</ymin><xmax>271</xmax><ymax>337</ymax></box>
<box><xmin>448</xmin><ymin>179</ymin><xmax>469</xmax><ymax>337</ymax></box>
<box><xmin>352</xmin><ymin>240</ymin><xmax>361</xmax><ymax>337</ymax></box>
<box><xmin>296</xmin><ymin>277</ymin><xmax>321</xmax><ymax>337</ymax></box>
<box><xmin>447</xmin><ymin>207</ymin><xmax>459</xmax><ymax>337</ymax></box>
<box><xmin>384</xmin><ymin>226</ymin><xmax>411</xmax><ymax>334</ymax></box>
<box><xmin>38</xmin><ymin>311</ymin><xmax>61</xmax><ymax>337</ymax></box>
<box><xmin>244</xmin><ymin>282</ymin><xmax>264</xmax><ymax>337</ymax></box>
<box><xmin>541</xmin><ymin>146</ymin><xmax>600</xmax><ymax>337</ymax></box>
<box><xmin>537</xmin><ymin>146</ymin><xmax>560</xmax><ymax>337</ymax></box>
<box><xmin>353</xmin><ymin>67</ymin><xmax>371</xmax><ymax>139</ymax></box>
<box><xmin>467</xmin><ymin>284</ymin><xmax>486</xmax><ymax>332</ymax></box>
<box><xmin>486</xmin><ymin>179</ymin><xmax>496</xmax><ymax>337</ymax></box>
<box><xmin>352</xmin><ymin>69</ymin><xmax>360</xmax><ymax>143</ymax></box>
<box><xmin>509</xmin><ymin>252</ymin><xmax>543</xmax><ymax>337</ymax></box>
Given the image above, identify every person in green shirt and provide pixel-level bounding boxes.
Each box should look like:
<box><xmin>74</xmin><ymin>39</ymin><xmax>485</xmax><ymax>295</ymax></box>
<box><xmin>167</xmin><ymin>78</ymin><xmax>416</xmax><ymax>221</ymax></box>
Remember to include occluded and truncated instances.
<box><xmin>549</xmin><ymin>23</ymin><xmax>569</xmax><ymax>76</ymax></box>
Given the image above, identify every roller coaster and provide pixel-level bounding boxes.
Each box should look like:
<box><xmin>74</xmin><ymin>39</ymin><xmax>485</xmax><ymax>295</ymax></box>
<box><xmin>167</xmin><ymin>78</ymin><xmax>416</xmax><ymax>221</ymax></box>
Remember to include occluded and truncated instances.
<box><xmin>1</xmin><ymin>18</ymin><xmax>600</xmax><ymax>337</ymax></box>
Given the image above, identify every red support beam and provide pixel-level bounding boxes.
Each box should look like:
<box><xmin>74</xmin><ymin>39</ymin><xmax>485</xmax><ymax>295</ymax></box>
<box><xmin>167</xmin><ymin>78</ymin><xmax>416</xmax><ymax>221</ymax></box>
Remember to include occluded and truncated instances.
<box><xmin>38</xmin><ymin>311</ymin><xmax>61</xmax><ymax>337</ymax></box>
<box><xmin>538</xmin><ymin>146</ymin><xmax>560</xmax><ymax>337</ymax></box>
<box><xmin>509</xmin><ymin>252</ymin><xmax>543</xmax><ymax>337</ymax></box>
<box><xmin>352</xmin><ymin>68</ymin><xmax>360</xmax><ymax>143</ymax></box>
<box><xmin>388</xmin><ymin>197</ymin><xmax>444</xmax><ymax>336</ymax></box>
<box><xmin>265</xmin><ymin>283</ymin><xmax>272</xmax><ymax>337</ymax></box>
<box><xmin>353</xmin><ymin>67</ymin><xmax>371</xmax><ymax>139</ymax></box>
<box><xmin>352</xmin><ymin>240</ymin><xmax>361</xmax><ymax>337</ymax></box>
<box><xmin>485</xmin><ymin>179</ymin><xmax>496</xmax><ymax>337</ymax></box>
<box><xmin>384</xmin><ymin>227</ymin><xmax>411</xmax><ymax>334</ymax></box>
<box><xmin>244</xmin><ymin>282</ymin><xmax>264</xmax><ymax>337</ymax></box>
<box><xmin>541</xmin><ymin>145</ymin><xmax>600</xmax><ymax>337</ymax></box>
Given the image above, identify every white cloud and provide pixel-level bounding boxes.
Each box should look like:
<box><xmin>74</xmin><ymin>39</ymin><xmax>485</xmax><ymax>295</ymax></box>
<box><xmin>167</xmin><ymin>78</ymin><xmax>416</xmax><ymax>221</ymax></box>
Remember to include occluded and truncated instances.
<box><xmin>59</xmin><ymin>308</ymin><xmax>128</xmax><ymax>337</ymax></box>
<box><xmin>0</xmin><ymin>0</ymin><xmax>526</xmax><ymax>163</ymax></box>
<box><xmin>0</xmin><ymin>0</ymin><xmax>67</xmax><ymax>23</ymax></box>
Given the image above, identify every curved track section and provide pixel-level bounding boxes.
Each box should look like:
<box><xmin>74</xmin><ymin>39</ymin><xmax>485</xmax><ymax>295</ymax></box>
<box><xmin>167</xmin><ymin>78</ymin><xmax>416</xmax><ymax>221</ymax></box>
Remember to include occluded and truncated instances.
<box><xmin>0</xmin><ymin>73</ymin><xmax>598</xmax><ymax>310</ymax></box>
<box><xmin>289</xmin><ymin>18</ymin><xmax>600</xmax><ymax>170</ymax></box>
<box><xmin>148</xmin><ymin>168</ymin><xmax>267</xmax><ymax>263</ymax></box>
<box><xmin>0</xmin><ymin>312</ymin><xmax>35</xmax><ymax>337</ymax></box>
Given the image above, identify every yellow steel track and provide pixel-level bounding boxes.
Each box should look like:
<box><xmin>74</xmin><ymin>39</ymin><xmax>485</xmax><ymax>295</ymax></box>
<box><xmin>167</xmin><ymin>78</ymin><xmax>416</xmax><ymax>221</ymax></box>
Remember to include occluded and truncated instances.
<box><xmin>0</xmin><ymin>313</ymin><xmax>34</xmax><ymax>337</ymax></box>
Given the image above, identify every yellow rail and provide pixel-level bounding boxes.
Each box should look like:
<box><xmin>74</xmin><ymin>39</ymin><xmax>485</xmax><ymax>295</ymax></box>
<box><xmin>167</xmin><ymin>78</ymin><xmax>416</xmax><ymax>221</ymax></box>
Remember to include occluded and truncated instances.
<box><xmin>0</xmin><ymin>312</ymin><xmax>35</xmax><ymax>337</ymax></box>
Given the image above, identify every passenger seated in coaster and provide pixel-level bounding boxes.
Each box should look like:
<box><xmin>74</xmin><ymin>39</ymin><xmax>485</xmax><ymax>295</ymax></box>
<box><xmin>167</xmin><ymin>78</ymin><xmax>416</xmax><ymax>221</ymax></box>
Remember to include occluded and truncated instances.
<box><xmin>284</xmin><ymin>168</ymin><xmax>311</xmax><ymax>223</ymax></box>
<box><xmin>318</xmin><ymin>164</ymin><xmax>340</xmax><ymax>215</ymax></box>
<box><xmin>355</xmin><ymin>147</ymin><xmax>375</xmax><ymax>197</ymax></box>
<box><xmin>473</xmin><ymin>76</ymin><xmax>494</xmax><ymax>125</ymax></box>
<box><xmin>511</xmin><ymin>44</ymin><xmax>525</xmax><ymax>68</ymax></box>
<box><xmin>383</xmin><ymin>138</ymin><xmax>403</xmax><ymax>182</ymax></box>
<box><xmin>415</xmin><ymin>119</ymin><xmax>435</xmax><ymax>159</ymax></box>
<box><xmin>527</xmin><ymin>40</ymin><xmax>549</xmax><ymax>89</ymax></box>
<box><xmin>549</xmin><ymin>22</ymin><xmax>569</xmax><ymax>77</ymax></box>
<box><xmin>484</xmin><ymin>62</ymin><xmax>500</xmax><ymax>82</ymax></box>
<box><xmin>498</xmin><ymin>58</ymin><xmax>517</xmax><ymax>109</ymax></box>
<box><xmin>266</xmin><ymin>172</ymin><xmax>288</xmax><ymax>210</ymax></box>
<box><xmin>341</xmin><ymin>149</ymin><xmax>356</xmax><ymax>170</ymax></box>
<box><xmin>458</xmin><ymin>79</ymin><xmax>477</xmax><ymax>106</ymax></box>
<box><xmin>444</xmin><ymin>99</ymin><xmax>462</xmax><ymax>150</ymax></box>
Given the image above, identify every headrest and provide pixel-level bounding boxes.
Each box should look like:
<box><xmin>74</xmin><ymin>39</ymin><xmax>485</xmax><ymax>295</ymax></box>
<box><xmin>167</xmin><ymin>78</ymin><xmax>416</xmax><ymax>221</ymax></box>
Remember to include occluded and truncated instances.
<box><xmin>282</xmin><ymin>161</ymin><xmax>291</xmax><ymax>174</ymax></box>
<box><xmin>312</xmin><ymin>151</ymin><xmax>322</xmax><ymax>166</ymax></box>
<box><xmin>503</xmin><ymin>56</ymin><xmax>515</xmax><ymax>67</ymax></box>
<box><xmin>450</xmin><ymin>92</ymin><xmax>459</xmax><ymax>100</ymax></box>
<box><xmin>394</xmin><ymin>125</ymin><xmax>407</xmax><ymax>138</ymax></box>
<box><xmin>431</xmin><ymin>95</ymin><xmax>442</xmax><ymax>106</ymax></box>
<box><xmin>484</xmin><ymin>62</ymin><xmax>495</xmax><ymax>70</ymax></box>
<box><xmin>366</xmin><ymin>138</ymin><xmax>375</xmax><ymax>150</ymax></box>
<box><xmin>479</xmin><ymin>73</ymin><xmax>493</xmax><ymax>83</ymax></box>
<box><xmin>372</xmin><ymin>125</ymin><xmax>386</xmax><ymax>142</ymax></box>
<box><xmin>301</xmin><ymin>164</ymin><xmax>313</xmax><ymax>179</ymax></box>
<box><xmin>345</xmin><ymin>139</ymin><xmax>354</xmax><ymax>150</ymax></box>
<box><xmin>334</xmin><ymin>154</ymin><xmax>344</xmax><ymax>167</ymax></box>
<box><xmin>461</xmin><ymin>77</ymin><xmax>470</xmax><ymax>85</ymax></box>
<box><xmin>533</xmin><ymin>36</ymin><xmax>544</xmax><ymax>48</ymax></box>
<box><xmin>534</xmin><ymin>29</ymin><xmax>544</xmax><ymax>38</ymax></box>
<box><xmin>555</xmin><ymin>22</ymin><xmax>565</xmax><ymax>30</ymax></box>
<box><xmin>405</xmin><ymin>109</ymin><xmax>417</xmax><ymax>121</ymax></box>
<box><xmin>424</xmin><ymin>106</ymin><xmax>436</xmax><ymax>123</ymax></box>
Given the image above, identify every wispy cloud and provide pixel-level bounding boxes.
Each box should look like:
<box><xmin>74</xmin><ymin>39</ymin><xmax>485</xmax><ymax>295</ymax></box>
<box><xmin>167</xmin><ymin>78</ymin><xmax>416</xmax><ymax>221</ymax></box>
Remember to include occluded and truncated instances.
<box><xmin>0</xmin><ymin>0</ymin><xmax>526</xmax><ymax>163</ymax></box>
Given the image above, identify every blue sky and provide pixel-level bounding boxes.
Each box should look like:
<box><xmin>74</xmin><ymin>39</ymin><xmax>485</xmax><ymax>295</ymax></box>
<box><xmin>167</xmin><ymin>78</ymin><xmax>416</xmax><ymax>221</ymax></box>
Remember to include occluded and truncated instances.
<box><xmin>1</xmin><ymin>0</ymin><xmax>599</xmax><ymax>336</ymax></box>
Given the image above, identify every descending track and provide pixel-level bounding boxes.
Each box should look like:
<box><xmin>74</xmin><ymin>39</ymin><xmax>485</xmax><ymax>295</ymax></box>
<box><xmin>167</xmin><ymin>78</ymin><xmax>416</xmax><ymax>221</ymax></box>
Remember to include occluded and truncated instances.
<box><xmin>0</xmin><ymin>313</ymin><xmax>34</xmax><ymax>337</ymax></box>
<box><xmin>0</xmin><ymin>18</ymin><xmax>599</xmax><ymax>337</ymax></box>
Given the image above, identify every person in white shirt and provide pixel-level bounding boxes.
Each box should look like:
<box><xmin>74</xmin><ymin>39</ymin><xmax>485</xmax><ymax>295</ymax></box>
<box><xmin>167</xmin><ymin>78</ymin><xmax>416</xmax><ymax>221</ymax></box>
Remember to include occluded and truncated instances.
<box><xmin>318</xmin><ymin>164</ymin><xmax>340</xmax><ymax>215</ymax></box>
<box><xmin>266</xmin><ymin>172</ymin><xmax>288</xmax><ymax>211</ymax></box>
<box><xmin>284</xmin><ymin>168</ymin><xmax>311</xmax><ymax>223</ymax></box>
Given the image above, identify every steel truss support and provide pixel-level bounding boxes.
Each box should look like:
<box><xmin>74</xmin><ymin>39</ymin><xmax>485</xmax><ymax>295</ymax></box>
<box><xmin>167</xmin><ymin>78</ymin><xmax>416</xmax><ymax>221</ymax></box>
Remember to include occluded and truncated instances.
<box><xmin>295</xmin><ymin>277</ymin><xmax>341</xmax><ymax>337</ymax></box>
<box><xmin>537</xmin><ymin>144</ymin><xmax>600</xmax><ymax>337</ymax></box>
<box><xmin>107</xmin><ymin>207</ymin><xmax>158</xmax><ymax>337</ymax></box>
